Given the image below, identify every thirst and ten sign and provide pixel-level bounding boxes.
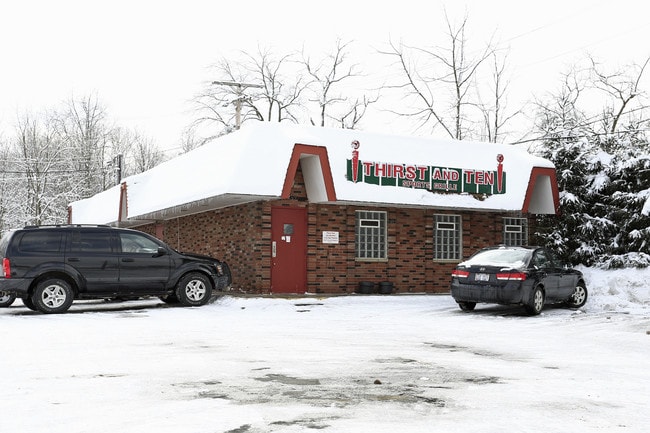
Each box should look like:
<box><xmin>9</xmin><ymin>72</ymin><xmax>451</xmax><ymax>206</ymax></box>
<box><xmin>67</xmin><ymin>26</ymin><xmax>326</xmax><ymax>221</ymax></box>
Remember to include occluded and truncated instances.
<box><xmin>346</xmin><ymin>140</ymin><xmax>506</xmax><ymax>195</ymax></box>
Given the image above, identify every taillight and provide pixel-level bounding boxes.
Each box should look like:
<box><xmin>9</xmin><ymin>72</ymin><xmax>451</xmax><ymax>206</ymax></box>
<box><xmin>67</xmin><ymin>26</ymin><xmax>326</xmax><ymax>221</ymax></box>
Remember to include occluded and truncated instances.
<box><xmin>2</xmin><ymin>258</ymin><xmax>10</xmax><ymax>278</ymax></box>
<box><xmin>496</xmin><ymin>272</ymin><xmax>527</xmax><ymax>281</ymax></box>
<box><xmin>451</xmin><ymin>269</ymin><xmax>470</xmax><ymax>278</ymax></box>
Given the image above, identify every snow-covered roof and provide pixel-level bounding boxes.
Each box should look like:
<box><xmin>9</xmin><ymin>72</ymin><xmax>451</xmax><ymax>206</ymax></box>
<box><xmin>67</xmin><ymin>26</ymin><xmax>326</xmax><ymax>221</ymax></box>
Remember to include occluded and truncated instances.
<box><xmin>69</xmin><ymin>122</ymin><xmax>559</xmax><ymax>225</ymax></box>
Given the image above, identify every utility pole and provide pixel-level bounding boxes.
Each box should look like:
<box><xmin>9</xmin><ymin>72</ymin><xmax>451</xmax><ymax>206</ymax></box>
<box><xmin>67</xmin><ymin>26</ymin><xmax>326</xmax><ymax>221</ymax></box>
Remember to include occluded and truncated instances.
<box><xmin>113</xmin><ymin>154</ymin><xmax>123</xmax><ymax>185</ymax></box>
<box><xmin>211</xmin><ymin>80</ymin><xmax>264</xmax><ymax>129</ymax></box>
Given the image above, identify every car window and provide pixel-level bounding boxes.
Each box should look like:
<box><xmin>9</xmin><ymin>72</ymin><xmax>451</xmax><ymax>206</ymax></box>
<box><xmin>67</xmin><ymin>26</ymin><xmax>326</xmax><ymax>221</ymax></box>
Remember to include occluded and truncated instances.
<box><xmin>119</xmin><ymin>232</ymin><xmax>161</xmax><ymax>254</ymax></box>
<box><xmin>0</xmin><ymin>232</ymin><xmax>14</xmax><ymax>256</ymax></box>
<box><xmin>18</xmin><ymin>232</ymin><xmax>64</xmax><ymax>253</ymax></box>
<box><xmin>546</xmin><ymin>250</ymin><xmax>561</xmax><ymax>268</ymax></box>
<box><xmin>463</xmin><ymin>248</ymin><xmax>531</xmax><ymax>267</ymax></box>
<box><xmin>532</xmin><ymin>250</ymin><xmax>552</xmax><ymax>268</ymax></box>
<box><xmin>69</xmin><ymin>231</ymin><xmax>113</xmax><ymax>253</ymax></box>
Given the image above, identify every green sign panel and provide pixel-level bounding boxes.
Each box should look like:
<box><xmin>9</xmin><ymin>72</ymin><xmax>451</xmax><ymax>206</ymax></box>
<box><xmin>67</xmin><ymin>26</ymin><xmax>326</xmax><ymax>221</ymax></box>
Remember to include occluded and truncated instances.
<box><xmin>346</xmin><ymin>158</ymin><xmax>507</xmax><ymax>195</ymax></box>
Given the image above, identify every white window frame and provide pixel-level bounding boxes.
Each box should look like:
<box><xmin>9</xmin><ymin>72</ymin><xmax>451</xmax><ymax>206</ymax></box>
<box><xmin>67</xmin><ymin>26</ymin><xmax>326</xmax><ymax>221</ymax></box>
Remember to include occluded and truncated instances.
<box><xmin>355</xmin><ymin>210</ymin><xmax>387</xmax><ymax>260</ymax></box>
<box><xmin>503</xmin><ymin>217</ymin><xmax>528</xmax><ymax>246</ymax></box>
<box><xmin>434</xmin><ymin>214</ymin><xmax>462</xmax><ymax>261</ymax></box>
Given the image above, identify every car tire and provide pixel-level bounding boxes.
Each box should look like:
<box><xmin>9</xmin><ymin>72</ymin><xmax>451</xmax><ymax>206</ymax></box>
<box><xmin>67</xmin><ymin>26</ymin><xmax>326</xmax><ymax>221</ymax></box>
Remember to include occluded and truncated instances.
<box><xmin>458</xmin><ymin>301</ymin><xmax>476</xmax><ymax>311</ymax></box>
<box><xmin>31</xmin><ymin>278</ymin><xmax>74</xmax><ymax>314</ymax></box>
<box><xmin>159</xmin><ymin>293</ymin><xmax>180</xmax><ymax>304</ymax></box>
<box><xmin>0</xmin><ymin>291</ymin><xmax>16</xmax><ymax>308</ymax></box>
<box><xmin>566</xmin><ymin>283</ymin><xmax>588</xmax><ymax>309</ymax></box>
<box><xmin>175</xmin><ymin>272</ymin><xmax>212</xmax><ymax>307</ymax></box>
<box><xmin>22</xmin><ymin>296</ymin><xmax>39</xmax><ymax>311</ymax></box>
<box><xmin>525</xmin><ymin>286</ymin><xmax>545</xmax><ymax>316</ymax></box>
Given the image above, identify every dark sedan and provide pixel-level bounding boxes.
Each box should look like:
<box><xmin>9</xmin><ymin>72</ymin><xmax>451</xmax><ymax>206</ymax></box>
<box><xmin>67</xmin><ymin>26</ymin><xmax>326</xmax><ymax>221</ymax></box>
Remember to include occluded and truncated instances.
<box><xmin>450</xmin><ymin>245</ymin><xmax>587</xmax><ymax>315</ymax></box>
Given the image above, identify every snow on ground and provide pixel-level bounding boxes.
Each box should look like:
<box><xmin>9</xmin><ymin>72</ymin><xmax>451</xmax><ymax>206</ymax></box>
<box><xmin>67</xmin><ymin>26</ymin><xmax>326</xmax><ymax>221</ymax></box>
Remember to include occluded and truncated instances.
<box><xmin>1</xmin><ymin>267</ymin><xmax>649</xmax><ymax>433</ymax></box>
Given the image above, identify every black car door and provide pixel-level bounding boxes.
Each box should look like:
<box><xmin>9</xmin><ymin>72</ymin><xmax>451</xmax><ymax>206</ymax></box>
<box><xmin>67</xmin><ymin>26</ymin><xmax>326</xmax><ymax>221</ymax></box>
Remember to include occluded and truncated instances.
<box><xmin>531</xmin><ymin>249</ymin><xmax>561</xmax><ymax>299</ymax></box>
<box><xmin>552</xmin><ymin>251</ymin><xmax>579</xmax><ymax>299</ymax></box>
<box><xmin>66</xmin><ymin>229</ymin><xmax>120</xmax><ymax>294</ymax></box>
<box><xmin>117</xmin><ymin>231</ymin><xmax>171</xmax><ymax>294</ymax></box>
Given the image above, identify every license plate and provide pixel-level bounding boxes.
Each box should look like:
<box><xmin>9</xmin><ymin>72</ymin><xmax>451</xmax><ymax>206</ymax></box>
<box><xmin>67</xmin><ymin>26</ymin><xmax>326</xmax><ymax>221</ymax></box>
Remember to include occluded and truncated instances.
<box><xmin>475</xmin><ymin>273</ymin><xmax>490</xmax><ymax>282</ymax></box>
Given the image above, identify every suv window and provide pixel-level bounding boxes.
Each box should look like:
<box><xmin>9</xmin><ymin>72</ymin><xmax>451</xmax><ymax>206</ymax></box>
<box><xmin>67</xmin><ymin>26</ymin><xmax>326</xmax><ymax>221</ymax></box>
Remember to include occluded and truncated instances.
<box><xmin>120</xmin><ymin>232</ymin><xmax>161</xmax><ymax>254</ymax></box>
<box><xmin>18</xmin><ymin>232</ymin><xmax>64</xmax><ymax>253</ymax></box>
<box><xmin>69</xmin><ymin>231</ymin><xmax>114</xmax><ymax>253</ymax></box>
<box><xmin>0</xmin><ymin>231</ymin><xmax>14</xmax><ymax>256</ymax></box>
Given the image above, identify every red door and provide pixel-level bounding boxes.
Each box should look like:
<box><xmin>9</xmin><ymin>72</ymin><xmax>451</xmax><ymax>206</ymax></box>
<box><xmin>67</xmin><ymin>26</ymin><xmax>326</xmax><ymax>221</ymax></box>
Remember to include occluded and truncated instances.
<box><xmin>271</xmin><ymin>207</ymin><xmax>307</xmax><ymax>293</ymax></box>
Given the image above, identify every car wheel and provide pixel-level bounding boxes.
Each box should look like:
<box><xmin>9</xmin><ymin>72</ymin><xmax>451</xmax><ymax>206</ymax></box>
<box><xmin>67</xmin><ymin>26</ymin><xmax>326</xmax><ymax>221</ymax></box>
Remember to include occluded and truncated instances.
<box><xmin>22</xmin><ymin>296</ymin><xmax>38</xmax><ymax>311</ymax></box>
<box><xmin>458</xmin><ymin>301</ymin><xmax>476</xmax><ymax>311</ymax></box>
<box><xmin>566</xmin><ymin>283</ymin><xmax>588</xmax><ymax>308</ymax></box>
<box><xmin>175</xmin><ymin>272</ymin><xmax>213</xmax><ymax>307</ymax></box>
<box><xmin>159</xmin><ymin>293</ymin><xmax>180</xmax><ymax>304</ymax></box>
<box><xmin>525</xmin><ymin>286</ymin><xmax>545</xmax><ymax>316</ymax></box>
<box><xmin>31</xmin><ymin>278</ymin><xmax>74</xmax><ymax>314</ymax></box>
<box><xmin>0</xmin><ymin>291</ymin><xmax>16</xmax><ymax>307</ymax></box>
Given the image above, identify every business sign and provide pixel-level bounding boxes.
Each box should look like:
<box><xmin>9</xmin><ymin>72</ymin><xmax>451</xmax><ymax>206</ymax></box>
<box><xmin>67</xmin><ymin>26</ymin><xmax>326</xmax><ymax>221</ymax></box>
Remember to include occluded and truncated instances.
<box><xmin>322</xmin><ymin>231</ymin><xmax>339</xmax><ymax>244</ymax></box>
<box><xmin>346</xmin><ymin>140</ymin><xmax>506</xmax><ymax>195</ymax></box>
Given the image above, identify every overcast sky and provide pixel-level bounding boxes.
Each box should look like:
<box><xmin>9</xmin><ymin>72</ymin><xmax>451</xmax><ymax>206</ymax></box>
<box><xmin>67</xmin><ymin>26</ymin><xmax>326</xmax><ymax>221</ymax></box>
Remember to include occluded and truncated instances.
<box><xmin>1</xmin><ymin>0</ymin><xmax>649</xmax><ymax>152</ymax></box>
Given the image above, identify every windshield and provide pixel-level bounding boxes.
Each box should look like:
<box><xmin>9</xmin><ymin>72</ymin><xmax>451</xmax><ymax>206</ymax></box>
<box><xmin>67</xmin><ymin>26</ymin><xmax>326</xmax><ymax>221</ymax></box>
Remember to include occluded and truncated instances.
<box><xmin>462</xmin><ymin>248</ymin><xmax>531</xmax><ymax>268</ymax></box>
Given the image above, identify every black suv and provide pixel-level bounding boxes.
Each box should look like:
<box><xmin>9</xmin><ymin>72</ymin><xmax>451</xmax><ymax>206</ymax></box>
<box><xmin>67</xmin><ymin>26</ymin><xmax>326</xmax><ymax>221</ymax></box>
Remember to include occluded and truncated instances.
<box><xmin>0</xmin><ymin>225</ymin><xmax>231</xmax><ymax>314</ymax></box>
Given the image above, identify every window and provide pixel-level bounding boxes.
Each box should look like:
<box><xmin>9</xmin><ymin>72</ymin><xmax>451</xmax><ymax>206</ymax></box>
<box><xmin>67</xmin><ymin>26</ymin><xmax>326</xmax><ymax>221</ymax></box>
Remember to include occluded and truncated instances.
<box><xmin>18</xmin><ymin>232</ymin><xmax>63</xmax><ymax>253</ymax></box>
<box><xmin>69</xmin><ymin>231</ymin><xmax>113</xmax><ymax>253</ymax></box>
<box><xmin>120</xmin><ymin>232</ymin><xmax>161</xmax><ymax>254</ymax></box>
<box><xmin>434</xmin><ymin>214</ymin><xmax>461</xmax><ymax>261</ymax></box>
<box><xmin>355</xmin><ymin>211</ymin><xmax>387</xmax><ymax>259</ymax></box>
<box><xmin>532</xmin><ymin>250</ymin><xmax>550</xmax><ymax>268</ymax></box>
<box><xmin>503</xmin><ymin>218</ymin><xmax>528</xmax><ymax>246</ymax></box>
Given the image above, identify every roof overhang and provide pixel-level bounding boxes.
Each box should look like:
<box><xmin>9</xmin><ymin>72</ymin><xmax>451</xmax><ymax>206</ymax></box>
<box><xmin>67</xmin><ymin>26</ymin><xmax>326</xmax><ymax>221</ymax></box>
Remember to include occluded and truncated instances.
<box><xmin>282</xmin><ymin>144</ymin><xmax>336</xmax><ymax>202</ymax></box>
<box><xmin>522</xmin><ymin>167</ymin><xmax>560</xmax><ymax>215</ymax></box>
<box><xmin>115</xmin><ymin>193</ymin><xmax>275</xmax><ymax>228</ymax></box>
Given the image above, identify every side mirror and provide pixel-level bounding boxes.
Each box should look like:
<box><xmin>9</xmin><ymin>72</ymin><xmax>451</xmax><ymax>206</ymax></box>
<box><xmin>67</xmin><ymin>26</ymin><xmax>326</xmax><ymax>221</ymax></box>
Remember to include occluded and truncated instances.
<box><xmin>153</xmin><ymin>247</ymin><xmax>167</xmax><ymax>257</ymax></box>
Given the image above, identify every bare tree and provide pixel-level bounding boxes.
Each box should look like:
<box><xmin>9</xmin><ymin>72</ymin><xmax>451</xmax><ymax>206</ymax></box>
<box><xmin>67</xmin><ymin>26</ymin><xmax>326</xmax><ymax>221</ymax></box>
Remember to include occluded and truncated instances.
<box><xmin>301</xmin><ymin>39</ymin><xmax>379</xmax><ymax>129</ymax></box>
<box><xmin>193</xmin><ymin>45</ymin><xmax>309</xmax><ymax>139</ymax></box>
<box><xmin>588</xmin><ymin>55</ymin><xmax>650</xmax><ymax>134</ymax></box>
<box><xmin>382</xmin><ymin>12</ymin><xmax>496</xmax><ymax>140</ymax></box>
<box><xmin>532</xmin><ymin>68</ymin><xmax>589</xmax><ymax>147</ymax></box>
<box><xmin>13</xmin><ymin>113</ymin><xmax>70</xmax><ymax>225</ymax></box>
<box><xmin>476</xmin><ymin>51</ymin><xmax>521</xmax><ymax>142</ymax></box>
<box><xmin>55</xmin><ymin>94</ymin><xmax>112</xmax><ymax>194</ymax></box>
<box><xmin>178</xmin><ymin>127</ymin><xmax>206</xmax><ymax>154</ymax></box>
<box><xmin>0</xmin><ymin>141</ymin><xmax>14</xmax><ymax>232</ymax></box>
<box><xmin>107</xmin><ymin>127</ymin><xmax>165</xmax><ymax>180</ymax></box>
<box><xmin>129</xmin><ymin>132</ymin><xmax>164</xmax><ymax>175</ymax></box>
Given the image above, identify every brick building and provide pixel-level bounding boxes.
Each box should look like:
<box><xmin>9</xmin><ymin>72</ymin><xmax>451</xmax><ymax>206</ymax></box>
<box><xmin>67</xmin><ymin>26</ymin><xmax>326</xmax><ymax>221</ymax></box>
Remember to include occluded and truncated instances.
<box><xmin>69</xmin><ymin>123</ymin><xmax>560</xmax><ymax>294</ymax></box>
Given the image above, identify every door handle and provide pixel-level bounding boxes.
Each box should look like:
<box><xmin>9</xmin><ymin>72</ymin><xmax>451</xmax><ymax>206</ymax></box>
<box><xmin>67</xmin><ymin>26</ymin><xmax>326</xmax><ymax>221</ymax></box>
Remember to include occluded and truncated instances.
<box><xmin>272</xmin><ymin>241</ymin><xmax>277</xmax><ymax>258</ymax></box>
<box><xmin>67</xmin><ymin>258</ymin><xmax>80</xmax><ymax>262</ymax></box>
<box><xmin>121</xmin><ymin>258</ymin><xmax>135</xmax><ymax>262</ymax></box>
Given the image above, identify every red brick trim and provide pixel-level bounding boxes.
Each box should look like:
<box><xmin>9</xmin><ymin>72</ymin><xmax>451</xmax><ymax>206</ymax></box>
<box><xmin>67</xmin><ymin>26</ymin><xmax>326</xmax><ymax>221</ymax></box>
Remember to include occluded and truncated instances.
<box><xmin>118</xmin><ymin>182</ymin><xmax>128</xmax><ymax>222</ymax></box>
<box><xmin>522</xmin><ymin>167</ymin><xmax>560</xmax><ymax>215</ymax></box>
<box><xmin>282</xmin><ymin>144</ymin><xmax>337</xmax><ymax>201</ymax></box>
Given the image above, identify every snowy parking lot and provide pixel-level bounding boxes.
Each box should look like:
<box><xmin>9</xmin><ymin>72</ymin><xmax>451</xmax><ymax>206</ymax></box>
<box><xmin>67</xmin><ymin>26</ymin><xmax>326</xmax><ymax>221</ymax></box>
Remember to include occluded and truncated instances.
<box><xmin>2</xmin><ymin>266</ymin><xmax>649</xmax><ymax>433</ymax></box>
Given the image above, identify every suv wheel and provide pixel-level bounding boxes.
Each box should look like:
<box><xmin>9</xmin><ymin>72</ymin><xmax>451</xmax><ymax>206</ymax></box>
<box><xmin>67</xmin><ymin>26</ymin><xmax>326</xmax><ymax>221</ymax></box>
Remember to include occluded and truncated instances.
<box><xmin>31</xmin><ymin>278</ymin><xmax>74</xmax><ymax>314</ymax></box>
<box><xmin>175</xmin><ymin>272</ymin><xmax>212</xmax><ymax>307</ymax></box>
<box><xmin>22</xmin><ymin>296</ymin><xmax>38</xmax><ymax>311</ymax></box>
<box><xmin>159</xmin><ymin>293</ymin><xmax>180</xmax><ymax>304</ymax></box>
<box><xmin>0</xmin><ymin>291</ymin><xmax>16</xmax><ymax>308</ymax></box>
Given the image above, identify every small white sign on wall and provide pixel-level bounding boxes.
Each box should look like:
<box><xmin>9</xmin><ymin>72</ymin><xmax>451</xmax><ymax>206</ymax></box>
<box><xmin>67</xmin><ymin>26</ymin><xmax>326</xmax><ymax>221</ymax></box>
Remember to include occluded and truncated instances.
<box><xmin>322</xmin><ymin>231</ymin><xmax>339</xmax><ymax>244</ymax></box>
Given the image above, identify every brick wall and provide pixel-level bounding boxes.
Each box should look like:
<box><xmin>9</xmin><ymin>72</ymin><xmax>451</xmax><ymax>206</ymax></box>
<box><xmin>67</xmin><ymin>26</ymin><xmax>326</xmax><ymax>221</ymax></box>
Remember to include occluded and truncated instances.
<box><xmin>136</xmin><ymin>161</ymin><xmax>529</xmax><ymax>294</ymax></box>
<box><xmin>138</xmin><ymin>201</ymin><xmax>269</xmax><ymax>292</ymax></box>
<box><xmin>306</xmin><ymin>204</ymin><xmax>517</xmax><ymax>294</ymax></box>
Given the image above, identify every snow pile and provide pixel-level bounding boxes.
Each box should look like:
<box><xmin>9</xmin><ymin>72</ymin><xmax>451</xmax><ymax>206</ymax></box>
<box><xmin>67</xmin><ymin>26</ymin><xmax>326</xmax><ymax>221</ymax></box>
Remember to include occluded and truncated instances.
<box><xmin>579</xmin><ymin>265</ymin><xmax>650</xmax><ymax>313</ymax></box>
